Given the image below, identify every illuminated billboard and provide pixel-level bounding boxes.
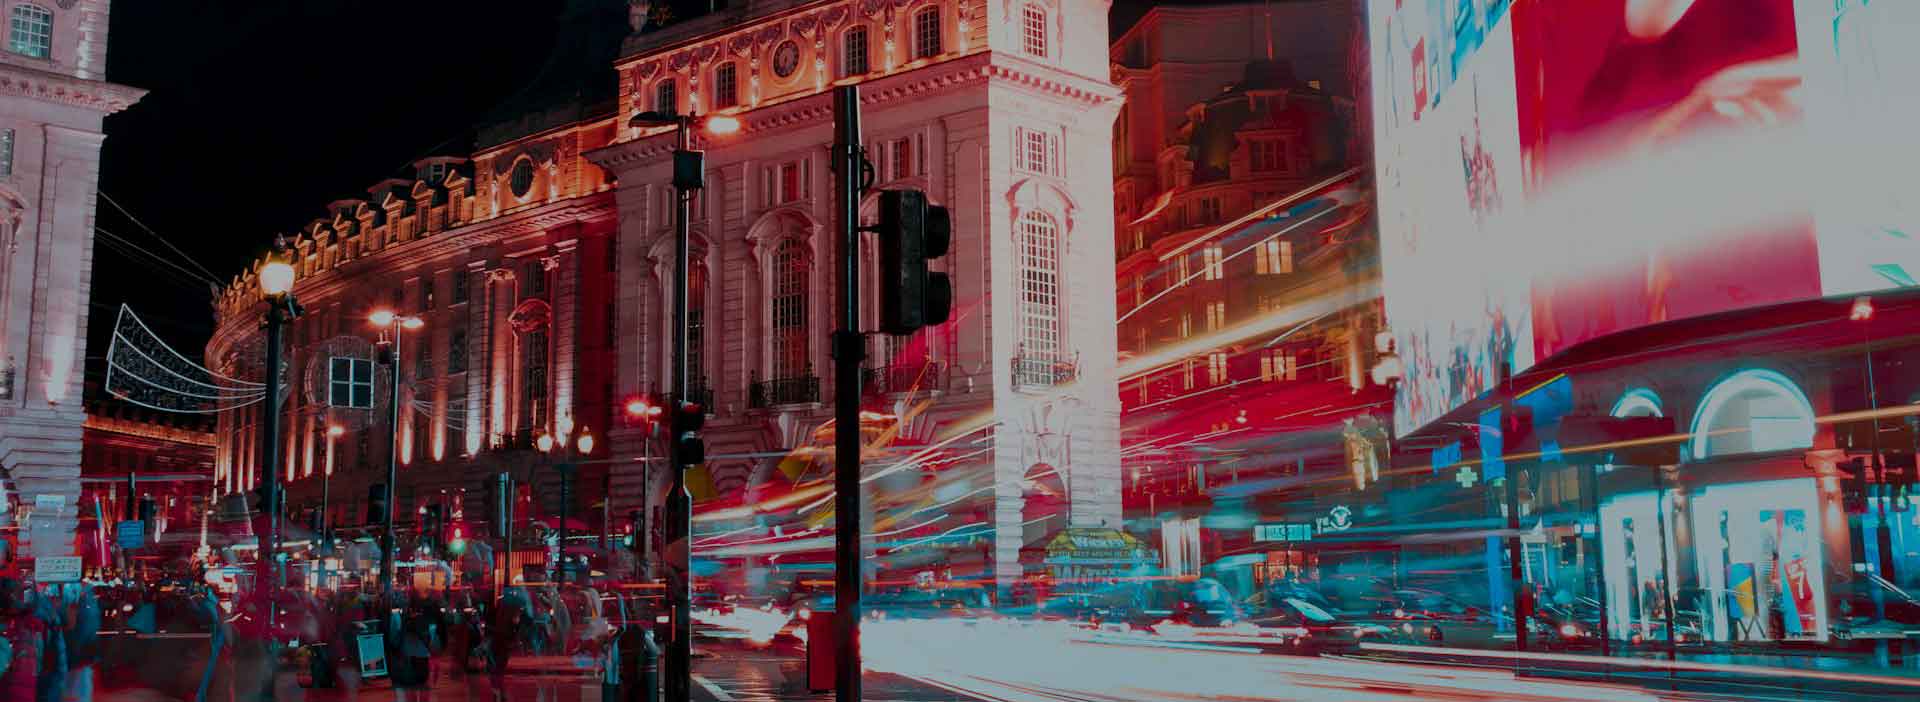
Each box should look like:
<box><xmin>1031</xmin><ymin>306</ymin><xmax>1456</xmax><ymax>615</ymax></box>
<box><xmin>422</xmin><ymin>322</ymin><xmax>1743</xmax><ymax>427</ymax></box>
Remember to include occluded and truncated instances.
<box><xmin>1370</xmin><ymin>0</ymin><xmax>1920</xmax><ymax>434</ymax></box>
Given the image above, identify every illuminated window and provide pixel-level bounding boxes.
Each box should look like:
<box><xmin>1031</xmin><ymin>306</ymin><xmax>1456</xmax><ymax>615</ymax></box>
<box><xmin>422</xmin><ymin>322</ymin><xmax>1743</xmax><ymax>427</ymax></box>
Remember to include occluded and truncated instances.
<box><xmin>524</xmin><ymin>329</ymin><xmax>549</xmax><ymax>428</ymax></box>
<box><xmin>1015</xmin><ymin>127</ymin><xmax>1058</xmax><ymax>176</ymax></box>
<box><xmin>1131</xmin><ymin>274</ymin><xmax>1145</xmax><ymax>308</ymax></box>
<box><xmin>1260</xmin><ymin>350</ymin><xmax>1296</xmax><ymax>382</ymax></box>
<box><xmin>714</xmin><ymin>62</ymin><xmax>739</xmax><ymax>109</ymax></box>
<box><xmin>1201</xmin><ymin>245</ymin><xmax>1223</xmax><ymax>280</ymax></box>
<box><xmin>1256</xmin><ymin>239</ymin><xmax>1292</xmax><ymax>275</ymax></box>
<box><xmin>771</xmin><ymin>239</ymin><xmax>811</xmax><ymax>379</ymax></box>
<box><xmin>1251</xmin><ymin>140</ymin><xmax>1287</xmax><ymax>172</ymax></box>
<box><xmin>842</xmin><ymin>26</ymin><xmax>869</xmax><ymax>77</ymax></box>
<box><xmin>328</xmin><ymin>357</ymin><xmax>374</xmax><ymax>408</ymax></box>
<box><xmin>1182</xmin><ymin>358</ymin><xmax>1197</xmax><ymax>390</ymax></box>
<box><xmin>1173</xmin><ymin>255</ymin><xmax>1190</xmax><ymax>287</ymax></box>
<box><xmin>1131</xmin><ymin>229</ymin><xmax>1145</xmax><ymax>252</ymax></box>
<box><xmin>1207</xmin><ymin>352</ymin><xmax>1228</xmax><ymax>385</ymax></box>
<box><xmin>655</xmin><ymin>79</ymin><xmax>677</xmax><ymax>114</ymax></box>
<box><xmin>1205</xmin><ymin>300</ymin><xmax>1225</xmax><ymax>331</ymax></box>
<box><xmin>1178</xmin><ymin>312</ymin><xmax>1191</xmax><ymax>339</ymax></box>
<box><xmin>8</xmin><ymin>4</ymin><xmax>49</xmax><ymax>59</ymax></box>
<box><xmin>1021</xmin><ymin>5</ymin><xmax>1047</xmax><ymax>58</ymax></box>
<box><xmin>1016</xmin><ymin>211</ymin><xmax>1062</xmax><ymax>360</ymax></box>
<box><xmin>1135</xmin><ymin>327</ymin><xmax>1147</xmax><ymax>353</ymax></box>
<box><xmin>914</xmin><ymin>7</ymin><xmax>942</xmax><ymax>59</ymax></box>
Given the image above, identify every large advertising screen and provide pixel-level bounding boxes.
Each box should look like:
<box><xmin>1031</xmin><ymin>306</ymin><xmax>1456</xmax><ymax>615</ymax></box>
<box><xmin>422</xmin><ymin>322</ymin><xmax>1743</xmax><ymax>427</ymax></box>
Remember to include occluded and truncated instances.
<box><xmin>1370</xmin><ymin>0</ymin><xmax>1920</xmax><ymax>434</ymax></box>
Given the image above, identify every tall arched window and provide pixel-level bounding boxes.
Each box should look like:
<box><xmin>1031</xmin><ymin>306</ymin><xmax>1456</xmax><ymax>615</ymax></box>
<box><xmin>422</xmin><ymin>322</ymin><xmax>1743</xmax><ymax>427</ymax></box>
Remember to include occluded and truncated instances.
<box><xmin>8</xmin><ymin>4</ymin><xmax>50</xmax><ymax>59</ymax></box>
<box><xmin>770</xmin><ymin>240</ymin><xmax>810</xmax><ymax>379</ymax></box>
<box><xmin>1021</xmin><ymin>5</ymin><xmax>1047</xmax><ymax>58</ymax></box>
<box><xmin>687</xmin><ymin>257</ymin><xmax>709</xmax><ymax>384</ymax></box>
<box><xmin>842</xmin><ymin>25</ymin><xmax>869</xmax><ymax>77</ymax></box>
<box><xmin>1016</xmin><ymin>211</ymin><xmax>1062</xmax><ymax>360</ymax></box>
<box><xmin>713</xmin><ymin>62</ymin><xmax>739</xmax><ymax>109</ymax></box>
<box><xmin>655</xmin><ymin>78</ymin><xmax>677</xmax><ymax>114</ymax></box>
<box><xmin>913</xmin><ymin>7</ymin><xmax>942</xmax><ymax>59</ymax></box>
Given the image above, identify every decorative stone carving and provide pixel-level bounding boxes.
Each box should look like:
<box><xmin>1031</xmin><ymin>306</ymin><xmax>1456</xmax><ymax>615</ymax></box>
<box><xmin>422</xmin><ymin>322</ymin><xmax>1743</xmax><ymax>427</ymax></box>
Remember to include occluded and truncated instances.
<box><xmin>728</xmin><ymin>34</ymin><xmax>754</xmax><ymax>55</ymax></box>
<box><xmin>669</xmin><ymin>51</ymin><xmax>693</xmax><ymax>72</ymax></box>
<box><xmin>638</xmin><ymin>61</ymin><xmax>660</xmax><ymax>79</ymax></box>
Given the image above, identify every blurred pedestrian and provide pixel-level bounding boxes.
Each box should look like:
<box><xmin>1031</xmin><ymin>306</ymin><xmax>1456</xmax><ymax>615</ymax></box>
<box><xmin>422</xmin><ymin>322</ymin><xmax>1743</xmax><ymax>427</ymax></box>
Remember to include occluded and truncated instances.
<box><xmin>0</xmin><ymin>578</ymin><xmax>45</xmax><ymax>702</ymax></box>
<box><xmin>393</xmin><ymin>606</ymin><xmax>432</xmax><ymax>701</ymax></box>
<box><xmin>33</xmin><ymin>584</ymin><xmax>67</xmax><ymax>702</ymax></box>
<box><xmin>64</xmin><ymin>583</ymin><xmax>100</xmax><ymax>702</ymax></box>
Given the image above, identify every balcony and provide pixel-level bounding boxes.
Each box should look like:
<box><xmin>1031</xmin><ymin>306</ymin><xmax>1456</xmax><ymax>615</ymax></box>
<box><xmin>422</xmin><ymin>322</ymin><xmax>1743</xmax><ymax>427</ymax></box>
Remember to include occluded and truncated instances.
<box><xmin>748</xmin><ymin>373</ymin><xmax>820</xmax><ymax>409</ymax></box>
<box><xmin>1012</xmin><ymin>353</ymin><xmax>1078</xmax><ymax>391</ymax></box>
<box><xmin>862</xmin><ymin>360</ymin><xmax>949</xmax><ymax>396</ymax></box>
<box><xmin>683</xmin><ymin>377</ymin><xmax>714</xmax><ymax>411</ymax></box>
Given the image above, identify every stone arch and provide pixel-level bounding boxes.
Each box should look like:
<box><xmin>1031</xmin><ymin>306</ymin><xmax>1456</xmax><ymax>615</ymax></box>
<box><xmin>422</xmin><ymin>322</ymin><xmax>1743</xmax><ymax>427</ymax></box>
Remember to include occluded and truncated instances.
<box><xmin>1689</xmin><ymin>369</ymin><xmax>1815</xmax><ymax>460</ymax></box>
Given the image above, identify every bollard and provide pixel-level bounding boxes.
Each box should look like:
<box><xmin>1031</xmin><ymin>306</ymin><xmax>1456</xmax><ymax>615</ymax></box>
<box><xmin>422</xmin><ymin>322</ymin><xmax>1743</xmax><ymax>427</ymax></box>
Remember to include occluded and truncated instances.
<box><xmin>616</xmin><ymin>625</ymin><xmax>661</xmax><ymax>702</ymax></box>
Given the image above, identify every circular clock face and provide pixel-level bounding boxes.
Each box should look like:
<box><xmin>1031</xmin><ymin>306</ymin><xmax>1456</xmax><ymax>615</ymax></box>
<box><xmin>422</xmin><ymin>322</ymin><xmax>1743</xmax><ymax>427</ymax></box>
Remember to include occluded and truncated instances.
<box><xmin>773</xmin><ymin>41</ymin><xmax>801</xmax><ymax>78</ymax></box>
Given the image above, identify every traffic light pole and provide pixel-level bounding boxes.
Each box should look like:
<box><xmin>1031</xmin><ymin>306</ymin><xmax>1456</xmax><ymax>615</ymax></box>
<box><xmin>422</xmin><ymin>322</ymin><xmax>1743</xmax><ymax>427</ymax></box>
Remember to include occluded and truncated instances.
<box><xmin>830</xmin><ymin>84</ymin><xmax>866</xmax><ymax>702</ymax></box>
<box><xmin>664</xmin><ymin>113</ymin><xmax>698</xmax><ymax>702</ymax></box>
<box><xmin>261</xmin><ymin>302</ymin><xmax>288</xmax><ymax>601</ymax></box>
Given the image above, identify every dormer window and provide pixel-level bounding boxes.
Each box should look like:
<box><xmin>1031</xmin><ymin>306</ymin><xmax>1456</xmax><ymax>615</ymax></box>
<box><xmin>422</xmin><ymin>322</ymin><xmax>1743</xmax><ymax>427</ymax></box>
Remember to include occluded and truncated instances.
<box><xmin>1250</xmin><ymin>139</ymin><xmax>1288</xmax><ymax>173</ymax></box>
<box><xmin>8</xmin><ymin>5</ymin><xmax>50</xmax><ymax>59</ymax></box>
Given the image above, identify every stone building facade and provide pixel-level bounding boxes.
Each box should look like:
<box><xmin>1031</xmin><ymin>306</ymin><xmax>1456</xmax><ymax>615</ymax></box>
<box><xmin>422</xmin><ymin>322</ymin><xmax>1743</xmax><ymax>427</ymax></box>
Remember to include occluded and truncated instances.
<box><xmin>590</xmin><ymin>0</ymin><xmax>1123</xmax><ymax>590</ymax></box>
<box><xmin>0</xmin><ymin>0</ymin><xmax>143</xmax><ymax>558</ymax></box>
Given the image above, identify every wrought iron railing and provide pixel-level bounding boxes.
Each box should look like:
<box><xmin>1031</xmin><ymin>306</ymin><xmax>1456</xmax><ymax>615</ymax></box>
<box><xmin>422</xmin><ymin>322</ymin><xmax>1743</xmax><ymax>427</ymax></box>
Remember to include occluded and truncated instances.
<box><xmin>748</xmin><ymin>374</ymin><xmax>820</xmax><ymax>409</ymax></box>
<box><xmin>1012</xmin><ymin>354</ymin><xmax>1078</xmax><ymax>390</ymax></box>
<box><xmin>862</xmin><ymin>360</ymin><xmax>948</xmax><ymax>396</ymax></box>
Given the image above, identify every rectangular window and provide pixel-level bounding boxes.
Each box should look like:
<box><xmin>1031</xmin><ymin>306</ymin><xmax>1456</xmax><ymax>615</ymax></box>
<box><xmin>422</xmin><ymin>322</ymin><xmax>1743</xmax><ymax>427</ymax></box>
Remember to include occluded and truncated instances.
<box><xmin>451</xmin><ymin>270</ymin><xmax>470</xmax><ymax>303</ymax></box>
<box><xmin>1201</xmin><ymin>245</ymin><xmax>1223</xmax><ymax>280</ymax></box>
<box><xmin>842</xmin><ymin>26</ymin><xmax>869</xmax><ymax>77</ymax></box>
<box><xmin>714</xmin><ymin>63</ymin><xmax>739</xmax><ymax>109</ymax></box>
<box><xmin>1022</xmin><ymin>5</ymin><xmax>1047</xmax><ymax>58</ymax></box>
<box><xmin>1205</xmin><ymin>300</ymin><xmax>1225</xmax><ymax>331</ymax></box>
<box><xmin>1255</xmin><ymin>239</ymin><xmax>1293</xmax><ymax>275</ymax></box>
<box><xmin>1260</xmin><ymin>350</ymin><xmax>1297</xmax><ymax>382</ymax></box>
<box><xmin>448</xmin><ymin>327</ymin><xmax>468</xmax><ymax>374</ymax></box>
<box><xmin>1207</xmin><ymin>352</ymin><xmax>1228</xmax><ymax>385</ymax></box>
<box><xmin>526</xmin><ymin>260</ymin><xmax>547</xmax><ymax>296</ymax></box>
<box><xmin>890</xmin><ymin>138</ymin><xmax>911</xmax><ymax>182</ymax></box>
<box><xmin>1131</xmin><ymin>273</ymin><xmax>1145</xmax><ymax>308</ymax></box>
<box><xmin>1172</xmin><ymin>254</ymin><xmax>1190</xmax><ymax>287</ymax></box>
<box><xmin>1015</xmin><ymin>127</ymin><xmax>1057</xmax><ymax>175</ymax></box>
<box><xmin>1131</xmin><ymin>229</ymin><xmax>1145</xmax><ymax>252</ymax></box>
<box><xmin>655</xmin><ymin>79</ymin><xmax>677</xmax><ymax>114</ymax></box>
<box><xmin>416</xmin><ymin>334</ymin><xmax>433</xmax><ymax>378</ymax></box>
<box><xmin>418</xmin><ymin>277</ymin><xmax>434</xmax><ymax>312</ymax></box>
<box><xmin>914</xmin><ymin>8</ymin><xmax>942</xmax><ymax>59</ymax></box>
<box><xmin>0</xmin><ymin>128</ymin><xmax>13</xmax><ymax>177</ymax></box>
<box><xmin>1251</xmin><ymin>140</ymin><xmax>1287</xmax><ymax>172</ymax></box>
<box><xmin>1135</xmin><ymin>327</ymin><xmax>1147</xmax><ymax>353</ymax></box>
<box><xmin>1198</xmin><ymin>197</ymin><xmax>1222</xmax><ymax>224</ymax></box>
<box><xmin>916</xmin><ymin>134</ymin><xmax>928</xmax><ymax>176</ymax></box>
<box><xmin>9</xmin><ymin>5</ymin><xmax>50</xmax><ymax>59</ymax></box>
<box><xmin>525</xmin><ymin>330</ymin><xmax>549</xmax><ymax>429</ymax></box>
<box><xmin>328</xmin><ymin>357</ymin><xmax>374</xmax><ymax>408</ymax></box>
<box><xmin>779</xmin><ymin>162</ymin><xmax>800</xmax><ymax>203</ymax></box>
<box><xmin>1182</xmin><ymin>358</ymin><xmax>1197</xmax><ymax>391</ymax></box>
<box><xmin>1178</xmin><ymin>312</ymin><xmax>1192</xmax><ymax>339</ymax></box>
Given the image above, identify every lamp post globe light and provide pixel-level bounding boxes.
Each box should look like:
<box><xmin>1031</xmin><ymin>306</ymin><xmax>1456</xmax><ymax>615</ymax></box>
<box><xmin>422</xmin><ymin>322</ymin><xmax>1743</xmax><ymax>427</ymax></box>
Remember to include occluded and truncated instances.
<box><xmin>534</xmin><ymin>422</ymin><xmax>595</xmax><ymax>581</ymax></box>
<box><xmin>369</xmin><ymin>309</ymin><xmax>423</xmax><ymax>592</ymax></box>
<box><xmin>627</xmin><ymin>107</ymin><xmax>739</xmax><ymax>702</ymax></box>
<box><xmin>256</xmin><ymin>244</ymin><xmax>302</xmax><ymax>637</ymax></box>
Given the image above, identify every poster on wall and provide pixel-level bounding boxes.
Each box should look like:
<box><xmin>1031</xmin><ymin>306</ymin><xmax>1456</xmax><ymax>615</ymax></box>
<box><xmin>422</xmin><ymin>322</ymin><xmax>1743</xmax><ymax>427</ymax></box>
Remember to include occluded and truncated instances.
<box><xmin>1369</xmin><ymin>0</ymin><xmax>1533</xmax><ymax>434</ymax></box>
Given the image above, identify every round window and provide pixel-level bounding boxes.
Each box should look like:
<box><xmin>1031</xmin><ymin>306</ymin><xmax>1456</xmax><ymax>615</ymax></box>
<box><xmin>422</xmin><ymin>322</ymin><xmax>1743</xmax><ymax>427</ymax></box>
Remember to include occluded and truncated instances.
<box><xmin>772</xmin><ymin>41</ymin><xmax>801</xmax><ymax>78</ymax></box>
<box><xmin>510</xmin><ymin>158</ymin><xmax>535</xmax><ymax>198</ymax></box>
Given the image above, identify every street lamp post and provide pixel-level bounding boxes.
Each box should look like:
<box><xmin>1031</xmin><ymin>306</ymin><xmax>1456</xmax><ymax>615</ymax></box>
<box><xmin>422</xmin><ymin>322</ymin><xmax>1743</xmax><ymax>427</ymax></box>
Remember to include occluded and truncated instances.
<box><xmin>625</xmin><ymin>397</ymin><xmax>664</xmax><ymax>582</ymax></box>
<box><xmin>537</xmin><ymin>422</ymin><xmax>596</xmax><ymax>582</ymax></box>
<box><xmin>257</xmin><ymin>251</ymin><xmax>301</xmax><ymax>607</ymax></box>
<box><xmin>371</xmin><ymin>310</ymin><xmax>424</xmax><ymax>593</ymax></box>
<box><xmin>630</xmin><ymin>107</ymin><xmax>739</xmax><ymax>702</ymax></box>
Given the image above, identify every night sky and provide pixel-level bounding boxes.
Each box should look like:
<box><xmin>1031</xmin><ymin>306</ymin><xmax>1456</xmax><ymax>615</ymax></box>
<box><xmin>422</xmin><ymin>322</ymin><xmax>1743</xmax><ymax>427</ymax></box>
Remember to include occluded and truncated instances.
<box><xmin>88</xmin><ymin>0</ymin><xmax>1167</xmax><ymax>380</ymax></box>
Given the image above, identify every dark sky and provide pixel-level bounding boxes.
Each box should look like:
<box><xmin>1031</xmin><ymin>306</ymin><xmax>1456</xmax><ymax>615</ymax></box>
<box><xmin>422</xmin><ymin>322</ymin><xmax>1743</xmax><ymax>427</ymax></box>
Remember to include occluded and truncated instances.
<box><xmin>89</xmin><ymin>0</ymin><xmax>1168</xmax><ymax>378</ymax></box>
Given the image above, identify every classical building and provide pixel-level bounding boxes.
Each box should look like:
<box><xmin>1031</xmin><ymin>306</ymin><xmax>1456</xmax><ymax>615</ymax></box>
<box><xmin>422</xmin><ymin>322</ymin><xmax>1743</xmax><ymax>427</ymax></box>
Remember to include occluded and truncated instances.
<box><xmin>0</xmin><ymin>1</ymin><xmax>144</xmax><ymax>558</ymax></box>
<box><xmin>589</xmin><ymin>0</ymin><xmax>1124</xmax><ymax>591</ymax></box>
<box><xmin>79</xmin><ymin>390</ymin><xmax>215</xmax><ymax>569</ymax></box>
<box><xmin>1108</xmin><ymin>0</ymin><xmax>1386</xmax><ymax>591</ymax></box>
<box><xmin>207</xmin><ymin>0</ymin><xmax>630</xmax><ymax>573</ymax></box>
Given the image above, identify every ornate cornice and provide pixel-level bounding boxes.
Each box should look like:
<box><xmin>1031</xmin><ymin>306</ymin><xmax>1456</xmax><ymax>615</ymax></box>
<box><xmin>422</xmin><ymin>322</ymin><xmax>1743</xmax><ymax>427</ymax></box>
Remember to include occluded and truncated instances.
<box><xmin>0</xmin><ymin>63</ymin><xmax>144</xmax><ymax>114</ymax></box>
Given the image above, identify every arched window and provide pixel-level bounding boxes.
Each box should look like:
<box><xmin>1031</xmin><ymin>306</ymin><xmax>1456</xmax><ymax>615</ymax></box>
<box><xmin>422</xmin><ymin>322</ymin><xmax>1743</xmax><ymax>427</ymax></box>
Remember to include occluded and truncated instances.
<box><xmin>687</xmin><ymin>257</ymin><xmax>709</xmax><ymax>384</ymax></box>
<box><xmin>770</xmin><ymin>239</ymin><xmax>810</xmax><ymax>379</ymax></box>
<box><xmin>8</xmin><ymin>4</ymin><xmax>50</xmax><ymax>59</ymax></box>
<box><xmin>1021</xmin><ymin>5</ymin><xmax>1047</xmax><ymax>58</ymax></box>
<box><xmin>913</xmin><ymin>7</ymin><xmax>942</xmax><ymax>59</ymax></box>
<box><xmin>655</xmin><ymin>78</ymin><xmax>677</xmax><ymax>114</ymax></box>
<box><xmin>1689</xmin><ymin>369</ymin><xmax>1815</xmax><ymax>460</ymax></box>
<box><xmin>842</xmin><ymin>25</ymin><xmax>869</xmax><ymax>77</ymax></box>
<box><xmin>1016</xmin><ymin>211</ymin><xmax>1062</xmax><ymax>360</ymax></box>
<box><xmin>713</xmin><ymin>62</ymin><xmax>739</xmax><ymax>109</ymax></box>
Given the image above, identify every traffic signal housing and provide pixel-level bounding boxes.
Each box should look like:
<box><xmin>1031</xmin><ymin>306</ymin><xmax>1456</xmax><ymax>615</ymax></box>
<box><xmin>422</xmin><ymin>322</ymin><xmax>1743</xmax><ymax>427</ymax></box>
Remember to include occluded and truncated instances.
<box><xmin>875</xmin><ymin>189</ymin><xmax>952</xmax><ymax>335</ymax></box>
<box><xmin>673</xmin><ymin>400</ymin><xmax>706</xmax><ymax>465</ymax></box>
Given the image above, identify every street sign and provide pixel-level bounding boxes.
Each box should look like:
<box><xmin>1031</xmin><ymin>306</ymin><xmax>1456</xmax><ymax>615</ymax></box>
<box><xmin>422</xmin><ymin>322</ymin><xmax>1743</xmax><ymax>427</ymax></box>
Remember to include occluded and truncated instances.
<box><xmin>1253</xmin><ymin>523</ymin><xmax>1314</xmax><ymax>543</ymax></box>
<box><xmin>34</xmin><ymin>494</ymin><xmax>64</xmax><ymax>513</ymax></box>
<box><xmin>34</xmin><ymin>556</ymin><xmax>82</xmax><ymax>583</ymax></box>
<box><xmin>117</xmin><ymin>520</ymin><xmax>146</xmax><ymax>549</ymax></box>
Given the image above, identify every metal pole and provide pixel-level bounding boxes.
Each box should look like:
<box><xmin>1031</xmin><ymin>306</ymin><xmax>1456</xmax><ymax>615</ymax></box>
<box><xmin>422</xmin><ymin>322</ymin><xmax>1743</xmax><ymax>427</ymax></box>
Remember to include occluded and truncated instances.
<box><xmin>262</xmin><ymin>302</ymin><xmax>288</xmax><ymax>618</ymax></box>
<box><xmin>830</xmin><ymin>84</ymin><xmax>865</xmax><ymax>702</ymax></box>
<box><xmin>561</xmin><ymin>461</ymin><xmax>573</xmax><ymax>581</ymax></box>
<box><xmin>381</xmin><ymin>324</ymin><xmax>403</xmax><ymax>592</ymax></box>
<box><xmin>641</xmin><ymin>423</ymin><xmax>653</xmax><ymax>582</ymax></box>
<box><xmin>664</xmin><ymin>114</ymin><xmax>696</xmax><ymax>702</ymax></box>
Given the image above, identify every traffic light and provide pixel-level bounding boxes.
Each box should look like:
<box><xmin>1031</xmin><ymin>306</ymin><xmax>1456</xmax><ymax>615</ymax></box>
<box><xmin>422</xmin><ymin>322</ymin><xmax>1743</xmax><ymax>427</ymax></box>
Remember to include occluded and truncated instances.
<box><xmin>367</xmin><ymin>483</ymin><xmax>389</xmax><ymax>525</ymax></box>
<box><xmin>673</xmin><ymin>400</ymin><xmax>706</xmax><ymax>465</ymax></box>
<box><xmin>875</xmin><ymin>189</ymin><xmax>952</xmax><ymax>335</ymax></box>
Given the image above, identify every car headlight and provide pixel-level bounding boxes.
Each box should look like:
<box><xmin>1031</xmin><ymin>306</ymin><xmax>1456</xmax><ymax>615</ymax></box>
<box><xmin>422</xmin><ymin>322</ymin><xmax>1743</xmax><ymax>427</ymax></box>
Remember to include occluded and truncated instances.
<box><xmin>1558</xmin><ymin>623</ymin><xmax>1581</xmax><ymax>638</ymax></box>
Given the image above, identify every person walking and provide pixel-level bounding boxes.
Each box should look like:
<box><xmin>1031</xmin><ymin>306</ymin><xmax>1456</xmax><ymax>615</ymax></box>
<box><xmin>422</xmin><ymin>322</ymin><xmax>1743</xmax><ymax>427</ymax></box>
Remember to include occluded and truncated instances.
<box><xmin>394</xmin><ymin>605</ymin><xmax>433</xmax><ymax>701</ymax></box>
<box><xmin>63</xmin><ymin>584</ymin><xmax>100</xmax><ymax>702</ymax></box>
<box><xmin>486</xmin><ymin>595</ymin><xmax>524</xmax><ymax>700</ymax></box>
<box><xmin>0</xmin><ymin>579</ymin><xmax>45</xmax><ymax>702</ymax></box>
<box><xmin>32</xmin><ymin>584</ymin><xmax>66</xmax><ymax>702</ymax></box>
